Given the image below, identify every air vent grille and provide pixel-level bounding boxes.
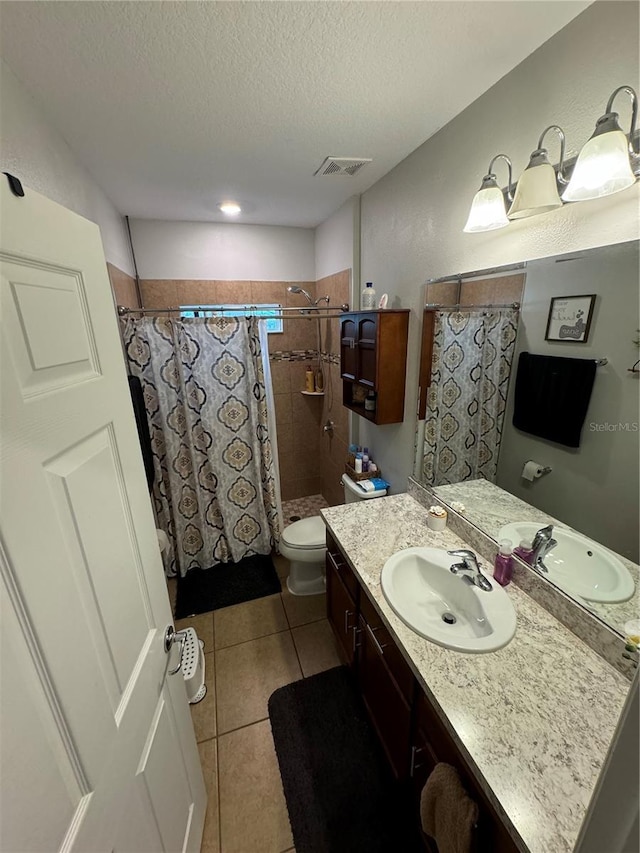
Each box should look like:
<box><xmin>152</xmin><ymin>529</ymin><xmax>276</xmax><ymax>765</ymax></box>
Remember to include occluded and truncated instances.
<box><xmin>314</xmin><ymin>157</ymin><xmax>372</xmax><ymax>177</ymax></box>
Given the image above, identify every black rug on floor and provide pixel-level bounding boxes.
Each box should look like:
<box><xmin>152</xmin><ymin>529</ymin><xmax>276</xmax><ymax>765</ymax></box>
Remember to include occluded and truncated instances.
<box><xmin>269</xmin><ymin>666</ymin><xmax>420</xmax><ymax>853</ymax></box>
<box><xmin>174</xmin><ymin>553</ymin><xmax>281</xmax><ymax>619</ymax></box>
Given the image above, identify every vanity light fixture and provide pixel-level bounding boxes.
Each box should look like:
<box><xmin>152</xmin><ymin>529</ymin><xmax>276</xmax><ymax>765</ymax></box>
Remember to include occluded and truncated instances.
<box><xmin>563</xmin><ymin>85</ymin><xmax>639</xmax><ymax>202</ymax></box>
<box><xmin>218</xmin><ymin>201</ymin><xmax>242</xmax><ymax>216</ymax></box>
<box><xmin>463</xmin><ymin>154</ymin><xmax>514</xmax><ymax>233</ymax></box>
<box><xmin>508</xmin><ymin>125</ymin><xmax>568</xmax><ymax>219</ymax></box>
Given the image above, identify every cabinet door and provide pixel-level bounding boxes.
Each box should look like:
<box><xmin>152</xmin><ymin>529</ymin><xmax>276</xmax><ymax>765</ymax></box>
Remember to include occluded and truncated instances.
<box><xmin>326</xmin><ymin>552</ymin><xmax>357</xmax><ymax>665</ymax></box>
<box><xmin>340</xmin><ymin>316</ymin><xmax>358</xmax><ymax>381</ymax></box>
<box><xmin>357</xmin><ymin>314</ymin><xmax>377</xmax><ymax>388</ymax></box>
<box><xmin>358</xmin><ymin>615</ymin><xmax>411</xmax><ymax>779</ymax></box>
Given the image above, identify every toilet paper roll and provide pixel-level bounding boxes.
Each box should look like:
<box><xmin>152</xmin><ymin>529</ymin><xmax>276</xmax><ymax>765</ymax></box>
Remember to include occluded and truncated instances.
<box><xmin>521</xmin><ymin>461</ymin><xmax>545</xmax><ymax>482</ymax></box>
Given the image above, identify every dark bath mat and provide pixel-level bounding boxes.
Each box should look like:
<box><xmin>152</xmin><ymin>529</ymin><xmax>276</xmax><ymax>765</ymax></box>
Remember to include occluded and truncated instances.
<box><xmin>174</xmin><ymin>553</ymin><xmax>281</xmax><ymax>618</ymax></box>
<box><xmin>268</xmin><ymin>666</ymin><xmax>420</xmax><ymax>853</ymax></box>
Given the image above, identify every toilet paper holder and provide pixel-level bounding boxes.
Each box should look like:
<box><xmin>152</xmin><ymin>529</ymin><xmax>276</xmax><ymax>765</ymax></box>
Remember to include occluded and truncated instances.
<box><xmin>521</xmin><ymin>461</ymin><xmax>553</xmax><ymax>481</ymax></box>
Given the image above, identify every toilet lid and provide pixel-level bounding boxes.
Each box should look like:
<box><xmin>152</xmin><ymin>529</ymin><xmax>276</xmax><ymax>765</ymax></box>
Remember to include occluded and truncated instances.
<box><xmin>281</xmin><ymin>515</ymin><xmax>326</xmax><ymax>549</ymax></box>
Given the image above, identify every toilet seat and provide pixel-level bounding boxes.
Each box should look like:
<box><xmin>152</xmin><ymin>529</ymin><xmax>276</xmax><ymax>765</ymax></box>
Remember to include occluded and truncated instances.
<box><xmin>281</xmin><ymin>516</ymin><xmax>326</xmax><ymax>551</ymax></box>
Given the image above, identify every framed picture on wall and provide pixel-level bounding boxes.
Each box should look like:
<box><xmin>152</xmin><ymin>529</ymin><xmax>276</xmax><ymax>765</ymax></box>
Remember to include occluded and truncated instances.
<box><xmin>545</xmin><ymin>294</ymin><xmax>596</xmax><ymax>343</ymax></box>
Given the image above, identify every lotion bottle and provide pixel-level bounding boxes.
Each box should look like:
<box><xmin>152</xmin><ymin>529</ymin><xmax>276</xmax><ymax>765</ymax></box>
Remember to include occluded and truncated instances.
<box><xmin>514</xmin><ymin>538</ymin><xmax>534</xmax><ymax>565</ymax></box>
<box><xmin>493</xmin><ymin>539</ymin><xmax>514</xmax><ymax>587</ymax></box>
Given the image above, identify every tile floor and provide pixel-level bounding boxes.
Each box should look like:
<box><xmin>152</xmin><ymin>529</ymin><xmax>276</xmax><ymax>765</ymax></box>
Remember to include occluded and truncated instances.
<box><xmin>174</xmin><ymin>553</ymin><xmax>341</xmax><ymax>853</ymax></box>
<box><xmin>281</xmin><ymin>493</ymin><xmax>329</xmax><ymax>525</ymax></box>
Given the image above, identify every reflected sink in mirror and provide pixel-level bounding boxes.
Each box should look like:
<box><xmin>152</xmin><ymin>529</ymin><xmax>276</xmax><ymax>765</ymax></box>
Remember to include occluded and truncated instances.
<box><xmin>498</xmin><ymin>522</ymin><xmax>635</xmax><ymax>604</ymax></box>
<box><xmin>381</xmin><ymin>547</ymin><xmax>516</xmax><ymax>653</ymax></box>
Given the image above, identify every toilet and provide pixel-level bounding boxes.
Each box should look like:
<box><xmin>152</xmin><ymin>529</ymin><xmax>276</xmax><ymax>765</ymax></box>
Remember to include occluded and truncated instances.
<box><xmin>281</xmin><ymin>474</ymin><xmax>388</xmax><ymax>596</ymax></box>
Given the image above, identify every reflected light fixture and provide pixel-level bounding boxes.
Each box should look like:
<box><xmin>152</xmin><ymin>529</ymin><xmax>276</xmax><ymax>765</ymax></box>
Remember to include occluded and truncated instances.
<box><xmin>563</xmin><ymin>85</ymin><xmax>639</xmax><ymax>202</ymax></box>
<box><xmin>463</xmin><ymin>154</ymin><xmax>514</xmax><ymax>233</ymax></box>
<box><xmin>218</xmin><ymin>201</ymin><xmax>242</xmax><ymax>216</ymax></box>
<box><xmin>508</xmin><ymin>125</ymin><xmax>568</xmax><ymax>219</ymax></box>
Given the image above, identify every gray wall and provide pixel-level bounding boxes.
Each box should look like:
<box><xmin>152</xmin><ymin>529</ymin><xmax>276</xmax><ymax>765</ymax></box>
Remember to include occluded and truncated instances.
<box><xmin>497</xmin><ymin>243</ymin><xmax>639</xmax><ymax>562</ymax></box>
<box><xmin>0</xmin><ymin>58</ymin><xmax>133</xmax><ymax>275</ymax></box>
<box><xmin>355</xmin><ymin>2</ymin><xmax>640</xmax><ymax>493</ymax></box>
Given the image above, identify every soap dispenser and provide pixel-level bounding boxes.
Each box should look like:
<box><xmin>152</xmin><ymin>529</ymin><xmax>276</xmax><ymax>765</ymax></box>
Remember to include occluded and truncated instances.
<box><xmin>493</xmin><ymin>539</ymin><xmax>514</xmax><ymax>587</ymax></box>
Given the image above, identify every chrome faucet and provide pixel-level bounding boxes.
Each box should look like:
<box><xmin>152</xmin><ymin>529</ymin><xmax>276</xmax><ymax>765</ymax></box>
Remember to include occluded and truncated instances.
<box><xmin>447</xmin><ymin>549</ymin><xmax>493</xmax><ymax>592</ymax></box>
<box><xmin>531</xmin><ymin>525</ymin><xmax>557</xmax><ymax>574</ymax></box>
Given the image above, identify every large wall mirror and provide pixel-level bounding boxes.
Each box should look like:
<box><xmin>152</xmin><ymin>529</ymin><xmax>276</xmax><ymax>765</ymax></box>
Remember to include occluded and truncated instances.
<box><xmin>413</xmin><ymin>240</ymin><xmax>639</xmax><ymax>638</ymax></box>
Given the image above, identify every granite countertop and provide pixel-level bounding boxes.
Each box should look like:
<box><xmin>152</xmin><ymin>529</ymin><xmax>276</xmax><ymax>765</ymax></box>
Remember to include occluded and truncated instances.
<box><xmin>321</xmin><ymin>493</ymin><xmax>630</xmax><ymax>853</ymax></box>
<box><xmin>434</xmin><ymin>479</ymin><xmax>640</xmax><ymax>636</ymax></box>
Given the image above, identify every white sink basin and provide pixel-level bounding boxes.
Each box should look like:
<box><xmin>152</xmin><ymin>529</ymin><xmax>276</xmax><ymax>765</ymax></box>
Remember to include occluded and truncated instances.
<box><xmin>380</xmin><ymin>548</ymin><xmax>517</xmax><ymax>653</ymax></box>
<box><xmin>498</xmin><ymin>522</ymin><xmax>634</xmax><ymax>603</ymax></box>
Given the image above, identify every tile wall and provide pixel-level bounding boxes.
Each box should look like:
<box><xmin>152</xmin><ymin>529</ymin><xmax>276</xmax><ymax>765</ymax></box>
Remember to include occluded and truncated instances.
<box><xmin>135</xmin><ymin>275</ymin><xmax>351</xmax><ymax>504</ymax></box>
<box><xmin>425</xmin><ymin>272</ymin><xmax>525</xmax><ymax>307</ymax></box>
<box><xmin>316</xmin><ymin>270</ymin><xmax>351</xmax><ymax>506</ymax></box>
<box><xmin>107</xmin><ymin>262</ymin><xmax>139</xmax><ymax>308</ymax></box>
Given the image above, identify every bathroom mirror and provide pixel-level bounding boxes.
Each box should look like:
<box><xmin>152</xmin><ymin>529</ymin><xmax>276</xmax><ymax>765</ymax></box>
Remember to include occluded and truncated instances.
<box><xmin>413</xmin><ymin>240</ymin><xmax>640</xmax><ymax>638</ymax></box>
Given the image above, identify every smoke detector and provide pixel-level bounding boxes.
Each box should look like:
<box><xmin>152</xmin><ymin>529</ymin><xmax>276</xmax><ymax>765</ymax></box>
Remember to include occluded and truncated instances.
<box><xmin>314</xmin><ymin>156</ymin><xmax>372</xmax><ymax>177</ymax></box>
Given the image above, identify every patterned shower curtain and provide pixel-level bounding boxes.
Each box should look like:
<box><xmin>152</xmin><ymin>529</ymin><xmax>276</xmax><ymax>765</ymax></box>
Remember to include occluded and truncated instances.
<box><xmin>122</xmin><ymin>315</ymin><xmax>281</xmax><ymax>577</ymax></box>
<box><xmin>421</xmin><ymin>309</ymin><xmax>519</xmax><ymax>486</ymax></box>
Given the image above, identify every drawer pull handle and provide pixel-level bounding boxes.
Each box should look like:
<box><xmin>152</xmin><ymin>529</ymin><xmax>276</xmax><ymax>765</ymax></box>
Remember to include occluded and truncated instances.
<box><xmin>366</xmin><ymin>622</ymin><xmax>388</xmax><ymax>656</ymax></box>
<box><xmin>409</xmin><ymin>745</ymin><xmax>424</xmax><ymax>778</ymax></box>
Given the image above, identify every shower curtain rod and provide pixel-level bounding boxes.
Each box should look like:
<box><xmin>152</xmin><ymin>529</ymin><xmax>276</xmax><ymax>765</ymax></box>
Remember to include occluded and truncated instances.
<box><xmin>117</xmin><ymin>304</ymin><xmax>349</xmax><ymax>317</ymax></box>
<box><xmin>424</xmin><ymin>301</ymin><xmax>521</xmax><ymax>310</ymax></box>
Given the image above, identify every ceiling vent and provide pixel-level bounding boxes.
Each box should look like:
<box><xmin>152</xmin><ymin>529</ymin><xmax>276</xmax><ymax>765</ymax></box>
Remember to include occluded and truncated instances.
<box><xmin>314</xmin><ymin>157</ymin><xmax>372</xmax><ymax>177</ymax></box>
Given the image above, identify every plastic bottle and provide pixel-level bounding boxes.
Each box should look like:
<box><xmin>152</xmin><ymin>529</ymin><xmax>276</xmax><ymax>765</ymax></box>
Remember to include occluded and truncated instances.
<box><xmin>354</xmin><ymin>453</ymin><xmax>363</xmax><ymax>474</ymax></box>
<box><xmin>493</xmin><ymin>539</ymin><xmax>514</xmax><ymax>586</ymax></box>
<box><xmin>365</xmin><ymin>391</ymin><xmax>377</xmax><ymax>413</ymax></box>
<box><xmin>362</xmin><ymin>448</ymin><xmax>369</xmax><ymax>472</ymax></box>
<box><xmin>514</xmin><ymin>538</ymin><xmax>534</xmax><ymax>565</ymax></box>
<box><xmin>314</xmin><ymin>367</ymin><xmax>324</xmax><ymax>392</ymax></box>
<box><xmin>361</xmin><ymin>281</ymin><xmax>377</xmax><ymax>309</ymax></box>
<box><xmin>305</xmin><ymin>367</ymin><xmax>314</xmax><ymax>392</ymax></box>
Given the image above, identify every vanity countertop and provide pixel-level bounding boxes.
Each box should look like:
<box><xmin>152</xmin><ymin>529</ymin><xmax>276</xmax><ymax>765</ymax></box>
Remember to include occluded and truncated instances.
<box><xmin>321</xmin><ymin>493</ymin><xmax>630</xmax><ymax>853</ymax></box>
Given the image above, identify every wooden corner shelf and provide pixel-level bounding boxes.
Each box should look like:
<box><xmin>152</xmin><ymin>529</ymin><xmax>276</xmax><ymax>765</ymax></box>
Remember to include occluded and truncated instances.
<box><xmin>339</xmin><ymin>310</ymin><xmax>410</xmax><ymax>425</ymax></box>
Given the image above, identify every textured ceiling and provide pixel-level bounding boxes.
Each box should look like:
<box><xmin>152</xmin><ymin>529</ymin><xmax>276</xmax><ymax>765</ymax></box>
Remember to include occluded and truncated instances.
<box><xmin>0</xmin><ymin>1</ymin><xmax>590</xmax><ymax>227</ymax></box>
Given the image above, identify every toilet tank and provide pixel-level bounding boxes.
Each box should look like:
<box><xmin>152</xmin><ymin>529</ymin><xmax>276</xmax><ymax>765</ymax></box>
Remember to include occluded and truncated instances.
<box><xmin>342</xmin><ymin>473</ymin><xmax>388</xmax><ymax>503</ymax></box>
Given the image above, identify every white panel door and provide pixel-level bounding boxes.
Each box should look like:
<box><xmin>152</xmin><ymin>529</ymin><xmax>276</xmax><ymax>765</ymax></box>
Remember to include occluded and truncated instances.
<box><xmin>0</xmin><ymin>180</ymin><xmax>206</xmax><ymax>852</ymax></box>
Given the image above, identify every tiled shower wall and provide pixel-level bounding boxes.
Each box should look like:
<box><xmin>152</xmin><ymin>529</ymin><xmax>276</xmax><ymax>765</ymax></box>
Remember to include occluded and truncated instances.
<box><xmin>108</xmin><ymin>263</ymin><xmax>139</xmax><ymax>308</ymax></box>
<box><xmin>316</xmin><ymin>270</ymin><xmax>350</xmax><ymax>507</ymax></box>
<box><xmin>132</xmin><ymin>275</ymin><xmax>351</xmax><ymax>504</ymax></box>
<box><xmin>425</xmin><ymin>273</ymin><xmax>525</xmax><ymax>307</ymax></box>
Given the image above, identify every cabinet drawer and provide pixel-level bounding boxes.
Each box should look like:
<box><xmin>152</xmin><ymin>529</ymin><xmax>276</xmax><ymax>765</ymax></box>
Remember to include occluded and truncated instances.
<box><xmin>360</xmin><ymin>592</ymin><xmax>414</xmax><ymax>703</ymax></box>
<box><xmin>326</xmin><ymin>548</ymin><xmax>359</xmax><ymax>605</ymax></box>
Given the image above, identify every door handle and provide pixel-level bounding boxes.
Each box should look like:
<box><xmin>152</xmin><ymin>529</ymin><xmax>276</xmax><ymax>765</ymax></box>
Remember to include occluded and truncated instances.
<box><xmin>344</xmin><ymin>609</ymin><xmax>355</xmax><ymax>634</ymax></box>
<box><xmin>366</xmin><ymin>622</ymin><xmax>388</xmax><ymax>656</ymax></box>
<box><xmin>164</xmin><ymin>625</ymin><xmax>187</xmax><ymax>675</ymax></box>
<box><xmin>352</xmin><ymin>626</ymin><xmax>361</xmax><ymax>653</ymax></box>
<box><xmin>409</xmin><ymin>745</ymin><xmax>424</xmax><ymax>778</ymax></box>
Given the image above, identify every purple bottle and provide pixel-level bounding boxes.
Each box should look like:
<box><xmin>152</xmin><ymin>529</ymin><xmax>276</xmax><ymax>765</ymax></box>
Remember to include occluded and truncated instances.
<box><xmin>493</xmin><ymin>539</ymin><xmax>514</xmax><ymax>587</ymax></box>
<box><xmin>513</xmin><ymin>538</ymin><xmax>534</xmax><ymax>565</ymax></box>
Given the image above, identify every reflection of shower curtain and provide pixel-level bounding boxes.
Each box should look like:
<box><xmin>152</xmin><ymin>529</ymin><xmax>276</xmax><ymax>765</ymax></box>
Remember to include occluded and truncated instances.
<box><xmin>122</xmin><ymin>315</ymin><xmax>282</xmax><ymax>577</ymax></box>
<box><xmin>422</xmin><ymin>309</ymin><xmax>519</xmax><ymax>486</ymax></box>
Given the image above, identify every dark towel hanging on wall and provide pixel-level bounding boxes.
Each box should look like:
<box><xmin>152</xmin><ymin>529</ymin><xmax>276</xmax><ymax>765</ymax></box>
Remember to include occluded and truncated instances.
<box><xmin>513</xmin><ymin>352</ymin><xmax>597</xmax><ymax>448</ymax></box>
<box><xmin>127</xmin><ymin>376</ymin><xmax>155</xmax><ymax>492</ymax></box>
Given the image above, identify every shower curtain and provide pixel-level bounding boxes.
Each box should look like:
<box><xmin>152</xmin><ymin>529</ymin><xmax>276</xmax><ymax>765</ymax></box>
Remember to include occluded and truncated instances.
<box><xmin>421</xmin><ymin>308</ymin><xmax>519</xmax><ymax>486</ymax></box>
<box><xmin>122</xmin><ymin>314</ymin><xmax>282</xmax><ymax>577</ymax></box>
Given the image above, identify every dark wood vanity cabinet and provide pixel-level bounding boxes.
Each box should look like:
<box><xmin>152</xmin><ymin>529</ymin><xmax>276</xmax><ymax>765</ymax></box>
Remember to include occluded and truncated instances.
<box><xmin>326</xmin><ymin>545</ymin><xmax>359</xmax><ymax>665</ymax></box>
<box><xmin>325</xmin><ymin>532</ymin><xmax>520</xmax><ymax>853</ymax></box>
<box><xmin>339</xmin><ymin>310</ymin><xmax>409</xmax><ymax>424</ymax></box>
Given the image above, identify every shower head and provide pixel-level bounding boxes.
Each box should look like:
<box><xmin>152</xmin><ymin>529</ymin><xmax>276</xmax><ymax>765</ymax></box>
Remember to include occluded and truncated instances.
<box><xmin>287</xmin><ymin>285</ymin><xmax>314</xmax><ymax>305</ymax></box>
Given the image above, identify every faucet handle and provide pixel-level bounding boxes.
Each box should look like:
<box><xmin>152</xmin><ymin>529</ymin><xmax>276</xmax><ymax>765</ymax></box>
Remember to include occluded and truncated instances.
<box><xmin>531</xmin><ymin>524</ymin><xmax>553</xmax><ymax>548</ymax></box>
<box><xmin>447</xmin><ymin>549</ymin><xmax>479</xmax><ymax>567</ymax></box>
